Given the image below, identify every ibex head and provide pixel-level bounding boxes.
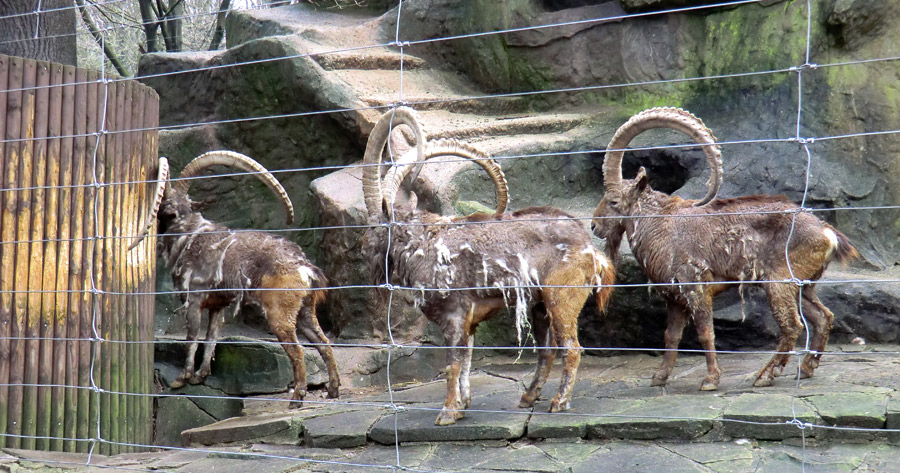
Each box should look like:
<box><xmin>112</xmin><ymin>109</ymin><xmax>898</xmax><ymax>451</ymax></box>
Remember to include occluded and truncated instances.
<box><xmin>130</xmin><ymin>151</ymin><xmax>294</xmax><ymax>250</ymax></box>
<box><xmin>591</xmin><ymin>107</ymin><xmax>723</xmax><ymax>264</ymax></box>
<box><xmin>361</xmin><ymin>106</ymin><xmax>508</xmax><ymax>222</ymax></box>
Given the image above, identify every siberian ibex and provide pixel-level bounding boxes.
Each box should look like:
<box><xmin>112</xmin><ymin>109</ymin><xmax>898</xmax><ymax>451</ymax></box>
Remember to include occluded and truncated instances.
<box><xmin>363</xmin><ymin>107</ymin><xmax>615</xmax><ymax>425</ymax></box>
<box><xmin>591</xmin><ymin>107</ymin><xmax>858</xmax><ymax>390</ymax></box>
<box><xmin>132</xmin><ymin>151</ymin><xmax>339</xmax><ymax>404</ymax></box>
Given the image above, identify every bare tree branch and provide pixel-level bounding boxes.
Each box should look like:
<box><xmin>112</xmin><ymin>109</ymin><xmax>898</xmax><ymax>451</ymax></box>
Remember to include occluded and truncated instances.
<box><xmin>75</xmin><ymin>0</ymin><xmax>130</xmax><ymax>76</ymax></box>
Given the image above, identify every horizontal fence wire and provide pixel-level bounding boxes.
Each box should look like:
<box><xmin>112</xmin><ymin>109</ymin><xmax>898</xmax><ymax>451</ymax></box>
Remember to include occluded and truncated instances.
<box><xmin>0</xmin><ymin>0</ymin><xmax>898</xmax><ymax>471</ymax></box>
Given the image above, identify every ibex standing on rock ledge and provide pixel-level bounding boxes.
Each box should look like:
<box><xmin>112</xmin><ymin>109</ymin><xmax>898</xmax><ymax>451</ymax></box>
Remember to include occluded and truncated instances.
<box><xmin>591</xmin><ymin>107</ymin><xmax>858</xmax><ymax>391</ymax></box>
<box><xmin>131</xmin><ymin>151</ymin><xmax>340</xmax><ymax>405</ymax></box>
<box><xmin>362</xmin><ymin>107</ymin><xmax>615</xmax><ymax>425</ymax></box>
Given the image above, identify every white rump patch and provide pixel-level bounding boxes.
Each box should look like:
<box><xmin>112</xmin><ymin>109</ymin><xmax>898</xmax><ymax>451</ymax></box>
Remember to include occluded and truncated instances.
<box><xmin>823</xmin><ymin>228</ymin><xmax>839</xmax><ymax>259</ymax></box>
<box><xmin>297</xmin><ymin>265</ymin><xmax>316</xmax><ymax>286</ymax></box>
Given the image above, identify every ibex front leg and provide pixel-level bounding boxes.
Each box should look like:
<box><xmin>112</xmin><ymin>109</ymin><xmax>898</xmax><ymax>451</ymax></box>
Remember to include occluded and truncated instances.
<box><xmin>171</xmin><ymin>295</ymin><xmax>204</xmax><ymax>389</ymax></box>
<box><xmin>192</xmin><ymin>305</ymin><xmax>230</xmax><ymax>384</ymax></box>
<box><xmin>429</xmin><ymin>302</ymin><xmax>469</xmax><ymax>426</ymax></box>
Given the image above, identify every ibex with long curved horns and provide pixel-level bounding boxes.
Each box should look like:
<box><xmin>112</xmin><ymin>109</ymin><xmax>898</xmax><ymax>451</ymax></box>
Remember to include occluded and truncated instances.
<box><xmin>132</xmin><ymin>151</ymin><xmax>339</xmax><ymax>405</ymax></box>
<box><xmin>591</xmin><ymin>107</ymin><xmax>858</xmax><ymax>391</ymax></box>
<box><xmin>362</xmin><ymin>107</ymin><xmax>614</xmax><ymax>425</ymax></box>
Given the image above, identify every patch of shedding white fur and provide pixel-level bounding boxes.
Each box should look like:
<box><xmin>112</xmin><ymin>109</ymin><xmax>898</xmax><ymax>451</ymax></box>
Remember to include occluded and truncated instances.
<box><xmin>482</xmin><ymin>257</ymin><xmax>490</xmax><ymax>287</ymax></box>
<box><xmin>435</xmin><ymin>238</ymin><xmax>452</xmax><ymax>265</ymax></box>
<box><xmin>495</xmin><ymin>258</ymin><xmax>513</xmax><ymax>275</ymax></box>
<box><xmin>512</xmin><ymin>253</ymin><xmax>538</xmax><ymax>347</ymax></box>
<box><xmin>214</xmin><ymin>237</ymin><xmax>238</xmax><ymax>284</ymax></box>
<box><xmin>459</xmin><ymin>243</ymin><xmax>473</xmax><ymax>252</ymax></box>
<box><xmin>179</xmin><ymin>269</ymin><xmax>193</xmax><ymax>291</ymax></box>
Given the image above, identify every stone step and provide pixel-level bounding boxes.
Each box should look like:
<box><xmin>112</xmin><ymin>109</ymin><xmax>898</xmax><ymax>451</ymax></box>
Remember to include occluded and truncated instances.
<box><xmin>313</xmin><ymin>47</ymin><xmax>430</xmax><ymax>71</ymax></box>
<box><xmin>333</xmin><ymin>68</ymin><xmax>527</xmax><ymax>114</ymax></box>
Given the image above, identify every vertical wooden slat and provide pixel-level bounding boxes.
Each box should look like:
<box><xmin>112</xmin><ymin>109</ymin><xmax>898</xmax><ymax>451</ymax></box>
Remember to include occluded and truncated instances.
<box><xmin>140</xmin><ymin>87</ymin><xmax>159</xmax><ymax>448</ymax></box>
<box><xmin>23</xmin><ymin>60</ymin><xmax>51</xmax><ymax>451</ymax></box>
<box><xmin>38</xmin><ymin>61</ymin><xmax>63</xmax><ymax>450</ymax></box>
<box><xmin>69</xmin><ymin>66</ymin><xmax>89</xmax><ymax>453</ymax></box>
<box><xmin>51</xmin><ymin>63</ymin><xmax>73</xmax><ymax>453</ymax></box>
<box><xmin>107</xmin><ymin>79</ymin><xmax>127</xmax><ymax>455</ymax></box>
<box><xmin>9</xmin><ymin>57</ymin><xmax>37</xmax><ymax>449</ymax></box>
<box><xmin>125</xmin><ymin>80</ymin><xmax>144</xmax><ymax>452</ymax></box>
<box><xmin>0</xmin><ymin>54</ymin><xmax>13</xmax><ymax>448</ymax></box>
<box><xmin>83</xmin><ymin>69</ymin><xmax>102</xmax><ymax>454</ymax></box>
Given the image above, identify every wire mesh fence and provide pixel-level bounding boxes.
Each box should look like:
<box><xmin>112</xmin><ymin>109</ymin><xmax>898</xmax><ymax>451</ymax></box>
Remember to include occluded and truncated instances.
<box><xmin>0</xmin><ymin>0</ymin><xmax>898</xmax><ymax>471</ymax></box>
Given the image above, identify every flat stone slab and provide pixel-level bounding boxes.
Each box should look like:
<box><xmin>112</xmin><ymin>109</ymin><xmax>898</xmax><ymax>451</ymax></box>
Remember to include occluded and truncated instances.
<box><xmin>302</xmin><ymin>408</ymin><xmax>388</xmax><ymax>448</ymax></box>
<box><xmin>723</xmin><ymin>393</ymin><xmax>819</xmax><ymax>440</ymax></box>
<box><xmin>588</xmin><ymin>394</ymin><xmax>729</xmax><ymax>440</ymax></box>
<box><xmin>527</xmin><ymin>397</ymin><xmax>638</xmax><ymax>439</ymax></box>
<box><xmin>369</xmin><ymin>390</ymin><xmax>529</xmax><ymax>444</ymax></box>
<box><xmin>805</xmin><ymin>391</ymin><xmax>888</xmax><ymax>429</ymax></box>
<box><xmin>571</xmin><ymin>441</ymin><xmax>712</xmax><ymax>473</ymax></box>
<box><xmin>182</xmin><ymin>412</ymin><xmax>301</xmax><ymax>446</ymax></box>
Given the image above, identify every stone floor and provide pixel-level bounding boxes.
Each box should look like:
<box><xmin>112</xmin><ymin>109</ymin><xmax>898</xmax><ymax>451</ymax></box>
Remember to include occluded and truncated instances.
<box><xmin>2</xmin><ymin>344</ymin><xmax>899</xmax><ymax>472</ymax></box>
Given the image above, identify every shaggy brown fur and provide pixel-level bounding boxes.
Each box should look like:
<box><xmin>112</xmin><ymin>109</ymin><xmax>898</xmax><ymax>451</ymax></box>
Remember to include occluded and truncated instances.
<box><xmin>362</xmin><ymin>107</ymin><xmax>614</xmax><ymax>425</ymax></box>
<box><xmin>136</xmin><ymin>153</ymin><xmax>339</xmax><ymax>405</ymax></box>
<box><xmin>592</xmin><ymin>108</ymin><xmax>858</xmax><ymax>390</ymax></box>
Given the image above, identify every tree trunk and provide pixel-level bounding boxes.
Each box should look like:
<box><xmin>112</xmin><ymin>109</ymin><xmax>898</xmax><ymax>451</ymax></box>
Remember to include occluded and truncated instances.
<box><xmin>208</xmin><ymin>0</ymin><xmax>232</xmax><ymax>51</ymax></box>
<box><xmin>138</xmin><ymin>0</ymin><xmax>161</xmax><ymax>53</ymax></box>
<box><xmin>159</xmin><ymin>0</ymin><xmax>184</xmax><ymax>52</ymax></box>
<box><xmin>0</xmin><ymin>0</ymin><xmax>76</xmax><ymax>65</ymax></box>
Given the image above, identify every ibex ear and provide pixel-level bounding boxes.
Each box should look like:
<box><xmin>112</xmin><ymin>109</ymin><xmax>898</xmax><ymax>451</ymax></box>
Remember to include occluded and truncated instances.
<box><xmin>635</xmin><ymin>166</ymin><xmax>649</xmax><ymax>193</ymax></box>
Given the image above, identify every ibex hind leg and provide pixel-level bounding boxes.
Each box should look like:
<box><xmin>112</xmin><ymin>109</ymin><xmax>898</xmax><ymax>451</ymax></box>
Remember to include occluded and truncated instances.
<box><xmin>798</xmin><ymin>286</ymin><xmax>833</xmax><ymax>379</ymax></box>
<box><xmin>755</xmin><ymin>283</ymin><xmax>803</xmax><ymax>387</ymax></box>
<box><xmin>542</xmin><ymin>283</ymin><xmax>589</xmax><ymax>413</ymax></box>
<box><xmin>298</xmin><ymin>302</ymin><xmax>340</xmax><ymax>399</ymax></box>
<box><xmin>520</xmin><ymin>303</ymin><xmax>555</xmax><ymax>409</ymax></box>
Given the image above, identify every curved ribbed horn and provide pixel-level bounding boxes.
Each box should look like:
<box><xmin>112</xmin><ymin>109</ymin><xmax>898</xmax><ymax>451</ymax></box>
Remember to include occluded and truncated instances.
<box><xmin>362</xmin><ymin>107</ymin><xmax>426</xmax><ymax>218</ymax></box>
<box><xmin>603</xmin><ymin>107</ymin><xmax>722</xmax><ymax>206</ymax></box>
<box><xmin>382</xmin><ymin>138</ymin><xmax>508</xmax><ymax>214</ymax></box>
<box><xmin>128</xmin><ymin>157</ymin><xmax>170</xmax><ymax>251</ymax></box>
<box><xmin>176</xmin><ymin>150</ymin><xmax>294</xmax><ymax>224</ymax></box>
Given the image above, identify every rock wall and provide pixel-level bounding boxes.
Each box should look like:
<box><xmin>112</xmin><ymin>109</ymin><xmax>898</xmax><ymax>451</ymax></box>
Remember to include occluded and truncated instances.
<box><xmin>391</xmin><ymin>0</ymin><xmax>899</xmax><ymax>268</ymax></box>
<box><xmin>137</xmin><ymin>0</ymin><xmax>899</xmax><ymax>364</ymax></box>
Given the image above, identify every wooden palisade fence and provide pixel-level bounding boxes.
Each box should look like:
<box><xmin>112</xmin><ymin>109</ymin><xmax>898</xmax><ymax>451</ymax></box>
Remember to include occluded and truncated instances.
<box><xmin>0</xmin><ymin>54</ymin><xmax>159</xmax><ymax>455</ymax></box>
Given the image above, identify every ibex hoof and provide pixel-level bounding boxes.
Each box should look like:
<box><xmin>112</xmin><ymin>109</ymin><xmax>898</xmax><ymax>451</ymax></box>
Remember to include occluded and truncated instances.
<box><xmin>651</xmin><ymin>375</ymin><xmax>668</xmax><ymax>387</ymax></box>
<box><xmin>169</xmin><ymin>378</ymin><xmax>186</xmax><ymax>389</ymax></box>
<box><xmin>326</xmin><ymin>383</ymin><xmax>340</xmax><ymax>399</ymax></box>
<box><xmin>699</xmin><ymin>380</ymin><xmax>719</xmax><ymax>391</ymax></box>
<box><xmin>187</xmin><ymin>376</ymin><xmax>203</xmax><ymax>385</ymax></box>
<box><xmin>753</xmin><ymin>375</ymin><xmax>774</xmax><ymax>387</ymax></box>
<box><xmin>518</xmin><ymin>393</ymin><xmax>537</xmax><ymax>408</ymax></box>
<box><xmin>549</xmin><ymin>397</ymin><xmax>569</xmax><ymax>413</ymax></box>
<box><xmin>435</xmin><ymin>409</ymin><xmax>463</xmax><ymax>426</ymax></box>
<box><xmin>288</xmin><ymin>399</ymin><xmax>304</xmax><ymax>409</ymax></box>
